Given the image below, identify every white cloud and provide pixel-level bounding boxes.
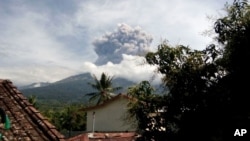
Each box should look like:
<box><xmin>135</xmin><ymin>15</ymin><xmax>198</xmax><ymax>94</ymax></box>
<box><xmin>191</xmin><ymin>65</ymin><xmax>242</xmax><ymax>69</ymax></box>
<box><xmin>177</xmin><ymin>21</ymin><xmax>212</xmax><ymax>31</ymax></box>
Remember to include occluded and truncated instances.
<box><xmin>82</xmin><ymin>54</ymin><xmax>162</xmax><ymax>85</ymax></box>
<box><xmin>75</xmin><ymin>0</ymin><xmax>233</xmax><ymax>50</ymax></box>
<box><xmin>1</xmin><ymin>6</ymin><xmax>72</xmax><ymax>63</ymax></box>
<box><xmin>0</xmin><ymin>64</ymin><xmax>80</xmax><ymax>86</ymax></box>
<box><xmin>0</xmin><ymin>0</ymin><xmax>235</xmax><ymax>85</ymax></box>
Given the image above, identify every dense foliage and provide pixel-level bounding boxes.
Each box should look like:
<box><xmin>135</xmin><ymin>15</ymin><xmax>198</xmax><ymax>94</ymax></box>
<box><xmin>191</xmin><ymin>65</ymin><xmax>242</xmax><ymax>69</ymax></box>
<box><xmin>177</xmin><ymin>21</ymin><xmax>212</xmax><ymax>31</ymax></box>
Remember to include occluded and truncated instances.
<box><xmin>42</xmin><ymin>103</ymin><xmax>86</xmax><ymax>137</ymax></box>
<box><xmin>127</xmin><ymin>81</ymin><xmax>167</xmax><ymax>140</ymax></box>
<box><xmin>128</xmin><ymin>0</ymin><xmax>250</xmax><ymax>141</ymax></box>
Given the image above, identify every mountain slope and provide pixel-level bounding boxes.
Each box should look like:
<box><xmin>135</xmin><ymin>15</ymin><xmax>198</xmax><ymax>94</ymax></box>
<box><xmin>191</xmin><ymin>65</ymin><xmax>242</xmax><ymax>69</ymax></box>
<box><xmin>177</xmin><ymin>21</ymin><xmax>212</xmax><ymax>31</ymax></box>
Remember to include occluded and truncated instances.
<box><xmin>19</xmin><ymin>82</ymin><xmax>51</xmax><ymax>89</ymax></box>
<box><xmin>20</xmin><ymin>73</ymin><xmax>136</xmax><ymax>104</ymax></box>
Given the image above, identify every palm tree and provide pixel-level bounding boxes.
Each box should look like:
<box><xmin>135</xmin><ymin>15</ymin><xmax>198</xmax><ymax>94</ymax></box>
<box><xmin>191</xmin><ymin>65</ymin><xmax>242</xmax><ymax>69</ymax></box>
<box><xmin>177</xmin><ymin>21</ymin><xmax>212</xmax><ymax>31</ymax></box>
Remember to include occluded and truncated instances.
<box><xmin>86</xmin><ymin>72</ymin><xmax>122</xmax><ymax>105</ymax></box>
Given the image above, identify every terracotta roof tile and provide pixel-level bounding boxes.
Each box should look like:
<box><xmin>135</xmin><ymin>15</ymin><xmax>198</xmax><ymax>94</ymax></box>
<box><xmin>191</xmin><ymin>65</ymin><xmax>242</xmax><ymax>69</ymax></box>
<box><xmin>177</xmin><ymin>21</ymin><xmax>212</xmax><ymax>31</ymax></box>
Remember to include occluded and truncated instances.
<box><xmin>0</xmin><ymin>79</ymin><xmax>66</xmax><ymax>141</ymax></box>
<box><xmin>67</xmin><ymin>132</ymin><xmax>137</xmax><ymax>141</ymax></box>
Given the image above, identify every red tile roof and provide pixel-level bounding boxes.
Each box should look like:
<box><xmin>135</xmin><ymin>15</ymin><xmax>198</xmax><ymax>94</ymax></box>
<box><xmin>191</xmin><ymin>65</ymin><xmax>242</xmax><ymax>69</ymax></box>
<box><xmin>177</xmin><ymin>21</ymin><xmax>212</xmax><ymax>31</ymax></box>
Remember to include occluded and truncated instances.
<box><xmin>67</xmin><ymin>132</ymin><xmax>137</xmax><ymax>141</ymax></box>
<box><xmin>0</xmin><ymin>79</ymin><xmax>66</xmax><ymax>141</ymax></box>
<box><xmin>67</xmin><ymin>133</ymin><xmax>89</xmax><ymax>141</ymax></box>
<box><xmin>89</xmin><ymin>132</ymin><xmax>137</xmax><ymax>141</ymax></box>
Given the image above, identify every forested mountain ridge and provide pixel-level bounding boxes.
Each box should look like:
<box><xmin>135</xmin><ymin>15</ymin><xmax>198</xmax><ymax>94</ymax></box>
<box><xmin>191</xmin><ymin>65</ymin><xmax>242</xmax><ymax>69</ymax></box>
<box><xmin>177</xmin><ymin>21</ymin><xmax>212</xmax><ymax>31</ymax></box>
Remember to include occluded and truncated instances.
<box><xmin>19</xmin><ymin>72</ymin><xmax>136</xmax><ymax>104</ymax></box>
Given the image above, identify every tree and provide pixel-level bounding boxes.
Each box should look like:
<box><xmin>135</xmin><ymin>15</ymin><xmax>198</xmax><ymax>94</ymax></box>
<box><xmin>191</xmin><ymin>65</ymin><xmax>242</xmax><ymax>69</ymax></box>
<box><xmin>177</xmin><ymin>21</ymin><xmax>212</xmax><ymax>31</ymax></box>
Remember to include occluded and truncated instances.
<box><xmin>59</xmin><ymin>104</ymin><xmax>86</xmax><ymax>137</ymax></box>
<box><xmin>126</xmin><ymin>81</ymin><xmax>167</xmax><ymax>141</ymax></box>
<box><xmin>86</xmin><ymin>72</ymin><xmax>122</xmax><ymax>105</ymax></box>
<box><xmin>145</xmin><ymin>42</ymin><xmax>222</xmax><ymax>141</ymax></box>
<box><xmin>212</xmin><ymin>0</ymin><xmax>250</xmax><ymax>138</ymax></box>
<box><xmin>132</xmin><ymin>1</ymin><xmax>250</xmax><ymax>140</ymax></box>
<box><xmin>43</xmin><ymin>104</ymin><xmax>87</xmax><ymax>137</ymax></box>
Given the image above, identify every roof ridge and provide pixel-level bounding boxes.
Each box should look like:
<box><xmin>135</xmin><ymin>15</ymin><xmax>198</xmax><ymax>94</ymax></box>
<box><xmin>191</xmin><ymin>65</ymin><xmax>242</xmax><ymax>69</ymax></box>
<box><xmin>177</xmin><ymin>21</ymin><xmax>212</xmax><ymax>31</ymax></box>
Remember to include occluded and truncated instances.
<box><xmin>81</xmin><ymin>93</ymin><xmax>136</xmax><ymax>111</ymax></box>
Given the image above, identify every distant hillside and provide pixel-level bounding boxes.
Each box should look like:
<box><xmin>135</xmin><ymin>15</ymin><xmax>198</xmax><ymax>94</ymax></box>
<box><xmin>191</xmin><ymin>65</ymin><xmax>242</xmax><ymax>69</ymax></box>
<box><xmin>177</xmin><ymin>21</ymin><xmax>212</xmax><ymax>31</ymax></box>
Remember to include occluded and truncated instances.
<box><xmin>19</xmin><ymin>82</ymin><xmax>51</xmax><ymax>89</ymax></box>
<box><xmin>20</xmin><ymin>73</ymin><xmax>136</xmax><ymax>104</ymax></box>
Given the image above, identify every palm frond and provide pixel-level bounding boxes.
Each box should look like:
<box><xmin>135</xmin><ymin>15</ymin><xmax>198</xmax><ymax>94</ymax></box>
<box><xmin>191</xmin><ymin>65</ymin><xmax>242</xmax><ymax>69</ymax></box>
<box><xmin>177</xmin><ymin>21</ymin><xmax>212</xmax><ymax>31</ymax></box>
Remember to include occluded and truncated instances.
<box><xmin>86</xmin><ymin>72</ymin><xmax>122</xmax><ymax>105</ymax></box>
<box><xmin>85</xmin><ymin>92</ymin><xmax>98</xmax><ymax>96</ymax></box>
<box><xmin>89</xmin><ymin>94</ymin><xmax>100</xmax><ymax>103</ymax></box>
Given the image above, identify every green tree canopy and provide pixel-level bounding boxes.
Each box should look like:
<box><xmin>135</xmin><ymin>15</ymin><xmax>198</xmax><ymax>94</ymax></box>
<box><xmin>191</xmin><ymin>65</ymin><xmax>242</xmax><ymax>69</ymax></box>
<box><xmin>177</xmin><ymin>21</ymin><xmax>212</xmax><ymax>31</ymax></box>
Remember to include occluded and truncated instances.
<box><xmin>126</xmin><ymin>81</ymin><xmax>166</xmax><ymax>141</ymax></box>
<box><xmin>59</xmin><ymin>104</ymin><xmax>86</xmax><ymax>137</ymax></box>
<box><xmin>129</xmin><ymin>0</ymin><xmax>250</xmax><ymax>140</ymax></box>
<box><xmin>43</xmin><ymin>104</ymin><xmax>86</xmax><ymax>137</ymax></box>
<box><xmin>145</xmin><ymin>42</ymin><xmax>223</xmax><ymax>140</ymax></box>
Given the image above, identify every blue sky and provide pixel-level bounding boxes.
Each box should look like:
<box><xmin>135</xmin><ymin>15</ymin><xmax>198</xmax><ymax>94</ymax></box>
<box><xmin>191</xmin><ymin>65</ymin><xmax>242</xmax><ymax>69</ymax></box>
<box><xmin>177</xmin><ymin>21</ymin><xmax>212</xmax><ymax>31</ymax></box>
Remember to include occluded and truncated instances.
<box><xmin>0</xmin><ymin>0</ymin><xmax>233</xmax><ymax>86</ymax></box>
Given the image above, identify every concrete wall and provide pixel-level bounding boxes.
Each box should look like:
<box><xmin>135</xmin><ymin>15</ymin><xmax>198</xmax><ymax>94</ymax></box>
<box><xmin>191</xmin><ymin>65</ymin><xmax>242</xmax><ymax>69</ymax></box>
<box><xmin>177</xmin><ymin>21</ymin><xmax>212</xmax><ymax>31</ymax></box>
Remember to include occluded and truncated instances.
<box><xmin>86</xmin><ymin>97</ymin><xmax>136</xmax><ymax>132</ymax></box>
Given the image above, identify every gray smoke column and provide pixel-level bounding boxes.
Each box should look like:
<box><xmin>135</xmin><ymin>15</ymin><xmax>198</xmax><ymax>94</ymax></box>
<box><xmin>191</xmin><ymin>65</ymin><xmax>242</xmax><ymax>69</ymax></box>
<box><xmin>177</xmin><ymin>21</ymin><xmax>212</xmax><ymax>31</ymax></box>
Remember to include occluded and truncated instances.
<box><xmin>93</xmin><ymin>23</ymin><xmax>153</xmax><ymax>65</ymax></box>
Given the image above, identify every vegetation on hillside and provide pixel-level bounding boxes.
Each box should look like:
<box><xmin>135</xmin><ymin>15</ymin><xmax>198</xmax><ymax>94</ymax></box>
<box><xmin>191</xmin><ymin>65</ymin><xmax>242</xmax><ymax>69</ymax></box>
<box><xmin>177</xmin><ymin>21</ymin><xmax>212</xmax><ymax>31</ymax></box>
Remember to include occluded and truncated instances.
<box><xmin>21</xmin><ymin>73</ymin><xmax>133</xmax><ymax>108</ymax></box>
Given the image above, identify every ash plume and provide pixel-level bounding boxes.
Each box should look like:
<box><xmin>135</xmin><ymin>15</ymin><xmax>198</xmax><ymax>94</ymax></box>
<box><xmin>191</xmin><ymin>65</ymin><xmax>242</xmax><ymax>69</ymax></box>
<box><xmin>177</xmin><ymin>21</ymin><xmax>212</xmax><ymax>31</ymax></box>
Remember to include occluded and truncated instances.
<box><xmin>93</xmin><ymin>23</ymin><xmax>153</xmax><ymax>65</ymax></box>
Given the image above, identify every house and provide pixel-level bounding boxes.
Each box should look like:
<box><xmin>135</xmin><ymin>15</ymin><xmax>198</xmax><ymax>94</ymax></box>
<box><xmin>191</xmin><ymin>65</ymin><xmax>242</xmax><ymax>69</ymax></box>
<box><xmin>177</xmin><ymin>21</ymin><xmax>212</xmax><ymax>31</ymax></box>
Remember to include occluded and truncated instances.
<box><xmin>0</xmin><ymin>79</ymin><xmax>66</xmax><ymax>141</ymax></box>
<box><xmin>83</xmin><ymin>94</ymin><xmax>137</xmax><ymax>132</ymax></box>
<box><xmin>67</xmin><ymin>94</ymin><xmax>138</xmax><ymax>141</ymax></box>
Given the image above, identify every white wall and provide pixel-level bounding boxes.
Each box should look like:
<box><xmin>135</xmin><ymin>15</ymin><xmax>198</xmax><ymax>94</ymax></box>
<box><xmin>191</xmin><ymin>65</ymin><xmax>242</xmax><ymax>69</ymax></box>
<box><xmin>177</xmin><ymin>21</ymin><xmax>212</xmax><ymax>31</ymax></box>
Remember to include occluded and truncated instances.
<box><xmin>86</xmin><ymin>97</ymin><xmax>136</xmax><ymax>132</ymax></box>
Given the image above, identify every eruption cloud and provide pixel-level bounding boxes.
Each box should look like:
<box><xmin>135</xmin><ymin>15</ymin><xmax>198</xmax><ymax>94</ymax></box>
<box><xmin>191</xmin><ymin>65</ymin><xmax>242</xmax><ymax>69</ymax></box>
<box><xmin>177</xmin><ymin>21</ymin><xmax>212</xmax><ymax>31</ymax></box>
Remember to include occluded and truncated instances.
<box><xmin>93</xmin><ymin>23</ymin><xmax>153</xmax><ymax>65</ymax></box>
